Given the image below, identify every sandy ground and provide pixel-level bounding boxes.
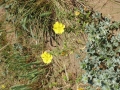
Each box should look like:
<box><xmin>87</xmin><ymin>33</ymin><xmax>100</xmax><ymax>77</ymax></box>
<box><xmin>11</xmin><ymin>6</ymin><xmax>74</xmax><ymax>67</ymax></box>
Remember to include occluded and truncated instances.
<box><xmin>86</xmin><ymin>0</ymin><xmax>120</xmax><ymax>21</ymax></box>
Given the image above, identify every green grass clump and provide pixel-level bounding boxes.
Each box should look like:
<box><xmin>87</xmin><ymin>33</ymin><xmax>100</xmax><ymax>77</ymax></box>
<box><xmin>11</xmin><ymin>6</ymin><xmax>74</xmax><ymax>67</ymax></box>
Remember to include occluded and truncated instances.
<box><xmin>1</xmin><ymin>0</ymin><xmax>86</xmax><ymax>89</ymax></box>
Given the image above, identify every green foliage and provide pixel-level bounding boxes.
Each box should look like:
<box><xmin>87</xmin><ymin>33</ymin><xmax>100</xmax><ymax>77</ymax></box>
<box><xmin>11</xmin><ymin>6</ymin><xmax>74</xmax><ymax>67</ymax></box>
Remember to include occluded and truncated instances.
<box><xmin>4</xmin><ymin>0</ymin><xmax>55</xmax><ymax>42</ymax></box>
<box><xmin>1</xmin><ymin>0</ymin><xmax>74</xmax><ymax>89</ymax></box>
<box><xmin>80</xmin><ymin>8</ymin><xmax>120</xmax><ymax>90</ymax></box>
<box><xmin>10</xmin><ymin>85</ymin><xmax>31</xmax><ymax>90</ymax></box>
<box><xmin>1</xmin><ymin>43</ymin><xmax>53</xmax><ymax>89</ymax></box>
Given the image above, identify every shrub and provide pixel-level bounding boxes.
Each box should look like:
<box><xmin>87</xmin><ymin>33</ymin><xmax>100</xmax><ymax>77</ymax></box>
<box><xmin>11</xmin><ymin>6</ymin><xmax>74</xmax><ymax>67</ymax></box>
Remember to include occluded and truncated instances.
<box><xmin>80</xmin><ymin>10</ymin><xmax>120</xmax><ymax>90</ymax></box>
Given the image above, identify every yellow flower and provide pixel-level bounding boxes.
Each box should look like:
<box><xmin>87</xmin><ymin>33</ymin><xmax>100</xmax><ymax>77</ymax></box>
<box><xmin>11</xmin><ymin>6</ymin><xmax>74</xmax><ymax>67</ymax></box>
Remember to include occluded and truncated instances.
<box><xmin>41</xmin><ymin>51</ymin><xmax>53</xmax><ymax>64</ymax></box>
<box><xmin>53</xmin><ymin>22</ymin><xmax>65</xmax><ymax>34</ymax></box>
<box><xmin>77</xmin><ymin>88</ymin><xmax>84</xmax><ymax>90</ymax></box>
<box><xmin>74</xmin><ymin>11</ymin><xmax>80</xmax><ymax>16</ymax></box>
<box><xmin>1</xmin><ymin>85</ymin><xmax>5</xmax><ymax>89</ymax></box>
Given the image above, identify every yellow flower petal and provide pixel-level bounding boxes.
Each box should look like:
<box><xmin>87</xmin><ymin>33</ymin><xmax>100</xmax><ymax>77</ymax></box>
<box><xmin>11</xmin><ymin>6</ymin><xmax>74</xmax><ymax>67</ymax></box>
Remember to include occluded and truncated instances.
<box><xmin>1</xmin><ymin>85</ymin><xmax>5</xmax><ymax>89</ymax></box>
<box><xmin>53</xmin><ymin>22</ymin><xmax>65</xmax><ymax>34</ymax></box>
<box><xmin>41</xmin><ymin>51</ymin><xmax>53</xmax><ymax>64</ymax></box>
<box><xmin>74</xmin><ymin>11</ymin><xmax>80</xmax><ymax>16</ymax></box>
<box><xmin>77</xmin><ymin>88</ymin><xmax>84</xmax><ymax>90</ymax></box>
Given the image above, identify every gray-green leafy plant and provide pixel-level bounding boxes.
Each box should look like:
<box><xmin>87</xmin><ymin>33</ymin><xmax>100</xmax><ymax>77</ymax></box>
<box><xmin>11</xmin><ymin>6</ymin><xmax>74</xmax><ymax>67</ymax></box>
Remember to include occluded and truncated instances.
<box><xmin>80</xmin><ymin>7</ymin><xmax>120</xmax><ymax>90</ymax></box>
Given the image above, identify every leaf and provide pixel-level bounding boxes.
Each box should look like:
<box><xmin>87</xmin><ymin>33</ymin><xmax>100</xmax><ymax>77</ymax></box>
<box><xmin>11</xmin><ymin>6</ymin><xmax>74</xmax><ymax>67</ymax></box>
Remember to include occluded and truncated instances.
<box><xmin>21</xmin><ymin>17</ymin><xmax>28</xmax><ymax>31</ymax></box>
<box><xmin>39</xmin><ymin>12</ymin><xmax>52</xmax><ymax>17</ymax></box>
<box><xmin>102</xmin><ymin>86</ymin><xmax>111</xmax><ymax>90</ymax></box>
<box><xmin>10</xmin><ymin>85</ymin><xmax>31</xmax><ymax>90</ymax></box>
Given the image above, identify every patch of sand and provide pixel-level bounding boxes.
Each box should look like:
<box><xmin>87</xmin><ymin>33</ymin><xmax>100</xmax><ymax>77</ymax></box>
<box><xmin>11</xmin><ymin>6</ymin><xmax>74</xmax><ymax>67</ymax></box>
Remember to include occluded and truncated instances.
<box><xmin>86</xmin><ymin>0</ymin><xmax>120</xmax><ymax>21</ymax></box>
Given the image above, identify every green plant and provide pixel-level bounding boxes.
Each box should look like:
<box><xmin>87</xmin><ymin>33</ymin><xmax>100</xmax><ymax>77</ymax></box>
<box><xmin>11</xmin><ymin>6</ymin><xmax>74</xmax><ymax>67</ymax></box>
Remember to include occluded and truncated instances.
<box><xmin>80</xmin><ymin>10</ymin><xmax>120</xmax><ymax>90</ymax></box>
<box><xmin>2</xmin><ymin>0</ymin><xmax>82</xmax><ymax>89</ymax></box>
<box><xmin>1</xmin><ymin>1</ymin><xmax>56</xmax><ymax>89</ymax></box>
<box><xmin>10</xmin><ymin>85</ymin><xmax>31</xmax><ymax>90</ymax></box>
<box><xmin>4</xmin><ymin>0</ymin><xmax>56</xmax><ymax>46</ymax></box>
